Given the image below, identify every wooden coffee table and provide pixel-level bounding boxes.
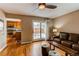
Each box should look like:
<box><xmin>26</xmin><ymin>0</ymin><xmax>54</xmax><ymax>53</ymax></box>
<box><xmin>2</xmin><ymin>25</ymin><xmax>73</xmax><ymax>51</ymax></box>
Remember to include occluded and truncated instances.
<box><xmin>48</xmin><ymin>41</ymin><xmax>78</xmax><ymax>56</ymax></box>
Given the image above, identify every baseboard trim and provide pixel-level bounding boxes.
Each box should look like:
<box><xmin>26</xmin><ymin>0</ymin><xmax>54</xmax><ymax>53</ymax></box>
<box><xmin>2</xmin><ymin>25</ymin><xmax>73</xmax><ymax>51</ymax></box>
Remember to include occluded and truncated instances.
<box><xmin>21</xmin><ymin>40</ymin><xmax>45</xmax><ymax>45</ymax></box>
<box><xmin>0</xmin><ymin>45</ymin><xmax>7</xmax><ymax>52</ymax></box>
<box><xmin>32</xmin><ymin>40</ymin><xmax>45</xmax><ymax>42</ymax></box>
<box><xmin>21</xmin><ymin>41</ymin><xmax>32</xmax><ymax>45</ymax></box>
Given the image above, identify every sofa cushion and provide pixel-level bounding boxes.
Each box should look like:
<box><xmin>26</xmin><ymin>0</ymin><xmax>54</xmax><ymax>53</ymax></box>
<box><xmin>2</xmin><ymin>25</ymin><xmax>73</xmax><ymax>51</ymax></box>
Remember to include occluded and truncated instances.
<box><xmin>60</xmin><ymin>32</ymin><xmax>69</xmax><ymax>40</ymax></box>
<box><xmin>61</xmin><ymin>41</ymin><xmax>73</xmax><ymax>48</ymax></box>
<box><xmin>54</xmin><ymin>38</ymin><xmax>61</xmax><ymax>44</ymax></box>
<box><xmin>72</xmin><ymin>44</ymin><xmax>79</xmax><ymax>51</ymax></box>
<box><xmin>69</xmin><ymin>33</ymin><xmax>79</xmax><ymax>43</ymax></box>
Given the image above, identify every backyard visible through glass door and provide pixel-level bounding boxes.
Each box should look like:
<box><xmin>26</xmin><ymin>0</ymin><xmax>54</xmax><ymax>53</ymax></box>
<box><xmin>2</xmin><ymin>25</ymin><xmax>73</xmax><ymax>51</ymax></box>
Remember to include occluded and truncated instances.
<box><xmin>33</xmin><ymin>22</ymin><xmax>47</xmax><ymax>40</ymax></box>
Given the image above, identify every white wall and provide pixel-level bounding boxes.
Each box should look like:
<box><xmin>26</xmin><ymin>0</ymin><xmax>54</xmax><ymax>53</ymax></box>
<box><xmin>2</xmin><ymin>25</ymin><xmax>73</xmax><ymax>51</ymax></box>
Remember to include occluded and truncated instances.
<box><xmin>0</xmin><ymin>10</ymin><xmax>6</xmax><ymax>52</ymax></box>
<box><xmin>54</xmin><ymin>10</ymin><xmax>79</xmax><ymax>34</ymax></box>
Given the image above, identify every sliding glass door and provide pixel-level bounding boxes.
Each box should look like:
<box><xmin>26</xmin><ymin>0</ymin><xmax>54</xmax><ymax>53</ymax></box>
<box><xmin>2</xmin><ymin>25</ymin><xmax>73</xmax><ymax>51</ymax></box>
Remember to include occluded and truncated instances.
<box><xmin>33</xmin><ymin>22</ymin><xmax>47</xmax><ymax>40</ymax></box>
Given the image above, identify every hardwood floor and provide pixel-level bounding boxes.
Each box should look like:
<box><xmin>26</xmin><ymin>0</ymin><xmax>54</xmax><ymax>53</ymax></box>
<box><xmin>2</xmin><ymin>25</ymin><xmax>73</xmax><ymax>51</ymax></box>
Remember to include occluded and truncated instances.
<box><xmin>0</xmin><ymin>40</ymin><xmax>48</xmax><ymax>56</ymax></box>
<box><xmin>0</xmin><ymin>40</ymin><xmax>65</xmax><ymax>56</ymax></box>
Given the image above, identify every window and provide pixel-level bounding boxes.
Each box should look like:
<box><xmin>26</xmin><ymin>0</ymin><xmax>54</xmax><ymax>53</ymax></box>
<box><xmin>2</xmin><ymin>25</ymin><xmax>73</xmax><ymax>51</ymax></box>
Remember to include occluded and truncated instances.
<box><xmin>33</xmin><ymin>22</ymin><xmax>47</xmax><ymax>39</ymax></box>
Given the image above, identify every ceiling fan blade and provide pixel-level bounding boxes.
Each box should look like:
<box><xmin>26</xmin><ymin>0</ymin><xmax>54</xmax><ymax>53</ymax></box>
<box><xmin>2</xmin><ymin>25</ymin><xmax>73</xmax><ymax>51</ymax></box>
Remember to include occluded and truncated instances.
<box><xmin>46</xmin><ymin>5</ymin><xmax>57</xmax><ymax>9</ymax></box>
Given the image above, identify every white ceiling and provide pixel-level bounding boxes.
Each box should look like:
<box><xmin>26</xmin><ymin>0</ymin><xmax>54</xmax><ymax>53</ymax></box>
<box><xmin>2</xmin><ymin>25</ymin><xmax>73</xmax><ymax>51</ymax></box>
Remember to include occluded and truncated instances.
<box><xmin>0</xmin><ymin>3</ymin><xmax>79</xmax><ymax>18</ymax></box>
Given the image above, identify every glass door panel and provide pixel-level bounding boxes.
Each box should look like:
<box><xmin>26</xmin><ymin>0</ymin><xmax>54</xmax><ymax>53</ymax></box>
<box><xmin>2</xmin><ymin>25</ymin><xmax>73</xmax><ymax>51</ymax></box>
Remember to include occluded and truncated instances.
<box><xmin>41</xmin><ymin>23</ymin><xmax>46</xmax><ymax>39</ymax></box>
<box><xmin>33</xmin><ymin>22</ymin><xmax>40</xmax><ymax>39</ymax></box>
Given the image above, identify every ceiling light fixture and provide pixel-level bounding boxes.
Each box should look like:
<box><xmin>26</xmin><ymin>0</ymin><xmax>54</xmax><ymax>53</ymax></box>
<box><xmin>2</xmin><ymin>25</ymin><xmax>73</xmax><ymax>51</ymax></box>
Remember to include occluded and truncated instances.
<box><xmin>38</xmin><ymin>3</ymin><xmax>46</xmax><ymax>10</ymax></box>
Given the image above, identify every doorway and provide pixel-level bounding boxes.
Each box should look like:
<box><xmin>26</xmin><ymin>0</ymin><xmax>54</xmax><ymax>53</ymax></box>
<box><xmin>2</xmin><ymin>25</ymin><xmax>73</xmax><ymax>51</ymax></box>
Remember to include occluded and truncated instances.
<box><xmin>6</xmin><ymin>18</ymin><xmax>22</xmax><ymax>45</ymax></box>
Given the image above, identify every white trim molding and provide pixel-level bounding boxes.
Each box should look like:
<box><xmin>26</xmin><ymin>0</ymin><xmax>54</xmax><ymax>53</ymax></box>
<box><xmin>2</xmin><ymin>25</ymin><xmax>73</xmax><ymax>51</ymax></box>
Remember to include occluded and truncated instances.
<box><xmin>0</xmin><ymin>45</ymin><xmax>7</xmax><ymax>52</ymax></box>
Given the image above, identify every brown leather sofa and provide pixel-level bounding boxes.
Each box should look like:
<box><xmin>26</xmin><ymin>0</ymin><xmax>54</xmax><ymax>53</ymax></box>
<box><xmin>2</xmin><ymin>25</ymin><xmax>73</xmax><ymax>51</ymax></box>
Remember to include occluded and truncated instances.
<box><xmin>53</xmin><ymin>32</ymin><xmax>79</xmax><ymax>54</ymax></box>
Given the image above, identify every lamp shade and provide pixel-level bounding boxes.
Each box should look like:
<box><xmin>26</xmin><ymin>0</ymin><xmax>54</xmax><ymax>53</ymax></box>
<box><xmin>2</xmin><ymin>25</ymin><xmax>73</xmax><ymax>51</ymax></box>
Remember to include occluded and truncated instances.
<box><xmin>53</xmin><ymin>29</ymin><xmax>57</xmax><ymax>32</ymax></box>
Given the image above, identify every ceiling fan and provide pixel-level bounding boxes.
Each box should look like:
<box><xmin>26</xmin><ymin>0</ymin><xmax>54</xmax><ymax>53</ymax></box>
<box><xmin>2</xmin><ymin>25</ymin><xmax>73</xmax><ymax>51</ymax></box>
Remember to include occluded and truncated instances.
<box><xmin>38</xmin><ymin>3</ymin><xmax>57</xmax><ymax>10</ymax></box>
